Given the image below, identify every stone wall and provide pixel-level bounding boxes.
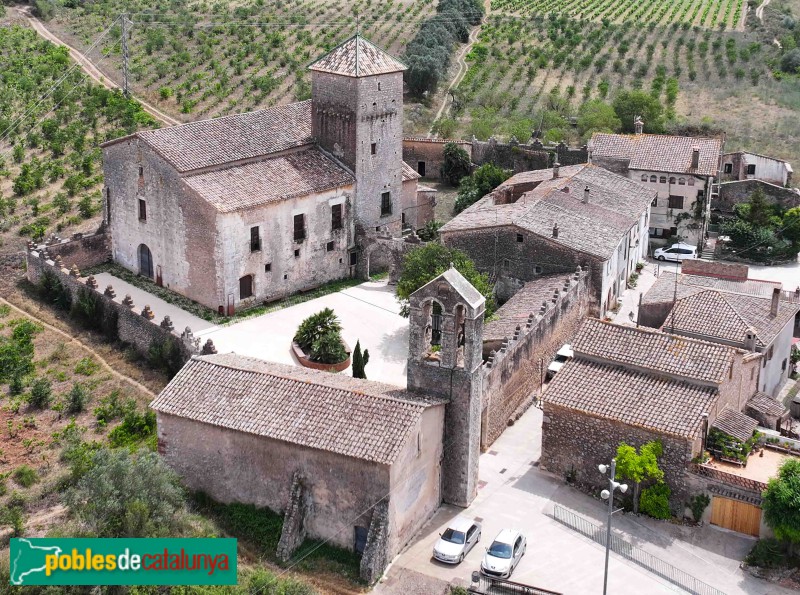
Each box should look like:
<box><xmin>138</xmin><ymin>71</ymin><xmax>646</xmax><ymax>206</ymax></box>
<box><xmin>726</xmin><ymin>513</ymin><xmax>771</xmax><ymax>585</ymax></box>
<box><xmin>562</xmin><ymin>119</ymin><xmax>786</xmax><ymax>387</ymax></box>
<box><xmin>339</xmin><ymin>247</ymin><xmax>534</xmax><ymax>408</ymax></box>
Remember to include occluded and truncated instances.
<box><xmin>681</xmin><ymin>259</ymin><xmax>748</xmax><ymax>280</ymax></box>
<box><xmin>541</xmin><ymin>403</ymin><xmax>697</xmax><ymax>509</ymax></box>
<box><xmin>26</xmin><ymin>247</ymin><xmax>199</xmax><ymax>364</ymax></box>
<box><xmin>35</xmin><ymin>231</ymin><xmax>111</xmax><ymax>270</ymax></box>
<box><xmin>480</xmin><ymin>269</ymin><xmax>589</xmax><ymax>447</ymax></box>
<box><xmin>402</xmin><ymin>138</ymin><xmax>472</xmax><ymax>179</ymax></box>
<box><xmin>715</xmin><ymin>180</ymin><xmax>800</xmax><ymax>216</ymax></box>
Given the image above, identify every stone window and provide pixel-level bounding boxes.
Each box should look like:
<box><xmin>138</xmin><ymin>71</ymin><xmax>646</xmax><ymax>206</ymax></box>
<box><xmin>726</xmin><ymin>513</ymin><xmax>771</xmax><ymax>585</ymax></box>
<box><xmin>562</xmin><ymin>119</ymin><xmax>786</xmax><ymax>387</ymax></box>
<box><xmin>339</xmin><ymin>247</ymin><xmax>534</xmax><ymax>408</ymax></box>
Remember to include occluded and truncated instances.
<box><xmin>331</xmin><ymin>204</ymin><xmax>343</xmax><ymax>230</ymax></box>
<box><xmin>380</xmin><ymin>191</ymin><xmax>392</xmax><ymax>216</ymax></box>
<box><xmin>106</xmin><ymin>188</ymin><xmax>111</xmax><ymax>222</ymax></box>
<box><xmin>326</xmin><ymin>241</ymin><xmax>334</xmax><ymax>252</ymax></box>
<box><xmin>239</xmin><ymin>275</ymin><xmax>253</xmax><ymax>299</ymax></box>
<box><xmin>264</xmin><ymin>263</ymin><xmax>271</xmax><ymax>273</ymax></box>
<box><xmin>751</xmin><ymin>367</ymin><xmax>755</xmax><ymax>380</ymax></box>
<box><xmin>688</xmin><ymin>178</ymin><xmax>695</xmax><ymax>186</ymax></box>
<box><xmin>659</xmin><ymin>176</ymin><xmax>667</xmax><ymax>183</ymax></box>
<box><xmin>641</xmin><ymin>174</ymin><xmax>648</xmax><ymax>182</ymax></box>
<box><xmin>371</xmin><ymin>142</ymin><xmax>377</xmax><ymax>155</ymax></box>
<box><xmin>250</xmin><ymin>226</ymin><xmax>261</xmax><ymax>252</ymax></box>
<box><xmin>349</xmin><ymin>251</ymin><xmax>358</xmax><ymax>266</ymax></box>
<box><xmin>294</xmin><ymin>248</ymin><xmax>300</xmax><ymax>258</ymax></box>
<box><xmin>283</xmin><ymin>273</ymin><xmax>288</xmax><ymax>280</ymax></box>
<box><xmin>293</xmin><ymin>214</ymin><xmax>305</xmax><ymax>241</ymax></box>
<box><xmin>138</xmin><ymin>199</ymin><xmax>147</xmax><ymax>221</ymax></box>
<box><xmin>747</xmin><ymin>164</ymin><xmax>756</xmax><ymax>175</ymax></box>
<box><xmin>534</xmin><ymin>265</ymin><xmax>543</xmax><ymax>274</ymax></box>
<box><xmin>516</xmin><ymin>233</ymin><xmax>524</xmax><ymax>243</ymax></box>
<box><xmin>678</xmin><ymin>178</ymin><xmax>686</xmax><ymax>185</ymax></box>
<box><xmin>669</xmin><ymin>177</ymin><xmax>676</xmax><ymax>184</ymax></box>
<box><xmin>724</xmin><ymin>163</ymin><xmax>733</xmax><ymax>174</ymax></box>
<box><xmin>648</xmin><ymin>175</ymin><xmax>656</xmax><ymax>182</ymax></box>
<box><xmin>377</xmin><ymin>81</ymin><xmax>381</xmax><ymax>91</ymax></box>
<box><xmin>782</xmin><ymin>358</ymin><xmax>788</xmax><ymax>371</ymax></box>
<box><xmin>138</xmin><ymin>165</ymin><xmax>144</xmax><ymax>192</ymax></box>
<box><xmin>668</xmin><ymin>195</ymin><xmax>684</xmax><ymax>209</ymax></box>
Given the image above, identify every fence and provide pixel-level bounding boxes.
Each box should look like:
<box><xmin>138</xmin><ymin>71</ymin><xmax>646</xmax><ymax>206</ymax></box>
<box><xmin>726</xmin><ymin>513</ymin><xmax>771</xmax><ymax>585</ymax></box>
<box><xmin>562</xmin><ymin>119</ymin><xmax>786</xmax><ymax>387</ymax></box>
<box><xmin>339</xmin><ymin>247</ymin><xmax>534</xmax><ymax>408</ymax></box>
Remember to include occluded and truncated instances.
<box><xmin>467</xmin><ymin>573</ymin><xmax>562</xmax><ymax>595</ymax></box>
<box><xmin>551</xmin><ymin>504</ymin><xmax>726</xmax><ymax>595</ymax></box>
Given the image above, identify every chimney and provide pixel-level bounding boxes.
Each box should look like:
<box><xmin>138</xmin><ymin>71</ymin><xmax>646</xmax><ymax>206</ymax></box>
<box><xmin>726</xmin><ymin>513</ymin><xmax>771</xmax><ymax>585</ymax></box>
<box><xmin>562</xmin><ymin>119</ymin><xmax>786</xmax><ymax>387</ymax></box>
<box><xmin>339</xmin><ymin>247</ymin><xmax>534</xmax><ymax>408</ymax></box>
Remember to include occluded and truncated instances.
<box><xmin>552</xmin><ymin>223</ymin><xmax>559</xmax><ymax>238</ymax></box>
<box><xmin>770</xmin><ymin>287</ymin><xmax>780</xmax><ymax>317</ymax></box>
<box><xmin>691</xmin><ymin>146</ymin><xmax>700</xmax><ymax>169</ymax></box>
<box><xmin>634</xmin><ymin>116</ymin><xmax>644</xmax><ymax>135</ymax></box>
<box><xmin>583</xmin><ymin>186</ymin><xmax>590</xmax><ymax>204</ymax></box>
<box><xmin>744</xmin><ymin>328</ymin><xmax>757</xmax><ymax>352</ymax></box>
<box><xmin>552</xmin><ymin>162</ymin><xmax>560</xmax><ymax>179</ymax></box>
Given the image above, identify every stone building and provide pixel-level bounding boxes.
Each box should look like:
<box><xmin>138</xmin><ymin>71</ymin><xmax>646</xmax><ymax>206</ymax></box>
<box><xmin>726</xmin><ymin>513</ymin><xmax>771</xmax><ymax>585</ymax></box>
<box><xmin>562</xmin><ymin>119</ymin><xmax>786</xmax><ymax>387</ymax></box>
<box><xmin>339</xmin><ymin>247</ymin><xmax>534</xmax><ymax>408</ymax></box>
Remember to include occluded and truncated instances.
<box><xmin>589</xmin><ymin>123</ymin><xmax>723</xmax><ymax>246</ymax></box>
<box><xmin>720</xmin><ymin>151</ymin><xmax>793</xmax><ymax>187</ymax></box>
<box><xmin>439</xmin><ymin>163</ymin><xmax>654</xmax><ymax>317</ymax></box>
<box><xmin>102</xmin><ymin>35</ymin><xmax>432</xmax><ymax>314</ymax></box>
<box><xmin>639</xmin><ymin>261</ymin><xmax>799</xmax><ymax>396</ymax></box>
<box><xmin>541</xmin><ymin>318</ymin><xmax>761</xmax><ymax>508</ymax></box>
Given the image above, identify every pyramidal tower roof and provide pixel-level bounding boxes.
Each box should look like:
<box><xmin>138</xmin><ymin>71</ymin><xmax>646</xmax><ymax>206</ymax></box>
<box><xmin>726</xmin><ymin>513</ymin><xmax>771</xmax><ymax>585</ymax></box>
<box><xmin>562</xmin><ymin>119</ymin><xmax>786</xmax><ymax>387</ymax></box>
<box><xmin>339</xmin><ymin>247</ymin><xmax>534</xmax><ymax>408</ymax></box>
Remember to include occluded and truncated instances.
<box><xmin>308</xmin><ymin>33</ymin><xmax>407</xmax><ymax>77</ymax></box>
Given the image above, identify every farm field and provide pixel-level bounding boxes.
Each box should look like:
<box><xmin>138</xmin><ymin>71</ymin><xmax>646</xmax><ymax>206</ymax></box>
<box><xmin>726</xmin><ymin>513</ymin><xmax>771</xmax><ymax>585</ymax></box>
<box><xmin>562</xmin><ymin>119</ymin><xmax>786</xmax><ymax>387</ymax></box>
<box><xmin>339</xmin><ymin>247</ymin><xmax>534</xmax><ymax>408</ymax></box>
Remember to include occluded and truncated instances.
<box><xmin>46</xmin><ymin>0</ymin><xmax>437</xmax><ymax>122</ymax></box>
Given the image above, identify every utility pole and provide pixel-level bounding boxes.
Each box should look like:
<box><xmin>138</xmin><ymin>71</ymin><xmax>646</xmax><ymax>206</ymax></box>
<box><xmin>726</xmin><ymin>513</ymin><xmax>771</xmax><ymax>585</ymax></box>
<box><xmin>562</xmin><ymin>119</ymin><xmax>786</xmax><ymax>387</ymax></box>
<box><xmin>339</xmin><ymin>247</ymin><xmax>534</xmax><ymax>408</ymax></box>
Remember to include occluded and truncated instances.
<box><xmin>121</xmin><ymin>13</ymin><xmax>130</xmax><ymax>97</ymax></box>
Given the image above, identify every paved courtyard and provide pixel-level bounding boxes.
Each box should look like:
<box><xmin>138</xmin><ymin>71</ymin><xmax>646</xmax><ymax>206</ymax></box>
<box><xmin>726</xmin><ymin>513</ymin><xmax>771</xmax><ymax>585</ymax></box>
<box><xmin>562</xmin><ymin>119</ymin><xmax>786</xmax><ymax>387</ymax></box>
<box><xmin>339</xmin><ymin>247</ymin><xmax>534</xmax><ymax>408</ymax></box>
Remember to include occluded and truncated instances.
<box><xmin>379</xmin><ymin>402</ymin><xmax>795</xmax><ymax>595</ymax></box>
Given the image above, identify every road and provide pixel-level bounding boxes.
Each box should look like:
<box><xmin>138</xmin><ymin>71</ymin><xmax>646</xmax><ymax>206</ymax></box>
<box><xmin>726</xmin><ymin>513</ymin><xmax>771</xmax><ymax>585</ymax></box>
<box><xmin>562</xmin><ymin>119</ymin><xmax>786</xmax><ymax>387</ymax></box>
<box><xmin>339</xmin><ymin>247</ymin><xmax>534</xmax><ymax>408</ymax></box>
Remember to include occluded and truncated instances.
<box><xmin>13</xmin><ymin>6</ymin><xmax>179</xmax><ymax>127</ymax></box>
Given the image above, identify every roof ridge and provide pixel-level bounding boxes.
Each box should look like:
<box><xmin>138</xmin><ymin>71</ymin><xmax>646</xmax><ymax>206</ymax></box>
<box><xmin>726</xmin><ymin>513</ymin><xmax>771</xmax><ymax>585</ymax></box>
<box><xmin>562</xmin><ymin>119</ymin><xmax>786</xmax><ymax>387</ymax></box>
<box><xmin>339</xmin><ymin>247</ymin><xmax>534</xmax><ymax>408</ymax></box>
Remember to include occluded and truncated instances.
<box><xmin>584</xmin><ymin>318</ymin><xmax>739</xmax><ymax>354</ymax></box>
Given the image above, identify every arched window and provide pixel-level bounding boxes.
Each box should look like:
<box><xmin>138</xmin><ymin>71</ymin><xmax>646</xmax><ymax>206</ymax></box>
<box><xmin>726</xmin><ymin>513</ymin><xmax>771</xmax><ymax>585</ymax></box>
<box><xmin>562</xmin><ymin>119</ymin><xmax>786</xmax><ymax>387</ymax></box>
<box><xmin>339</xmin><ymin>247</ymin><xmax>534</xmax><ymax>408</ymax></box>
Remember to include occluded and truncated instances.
<box><xmin>650</xmin><ymin>175</ymin><xmax>657</xmax><ymax>183</ymax></box>
<box><xmin>431</xmin><ymin>302</ymin><xmax>442</xmax><ymax>346</ymax></box>
<box><xmin>239</xmin><ymin>275</ymin><xmax>254</xmax><ymax>299</ymax></box>
<box><xmin>669</xmin><ymin>177</ymin><xmax>676</xmax><ymax>184</ymax></box>
<box><xmin>688</xmin><ymin>178</ymin><xmax>695</xmax><ymax>186</ymax></box>
<box><xmin>659</xmin><ymin>176</ymin><xmax>667</xmax><ymax>183</ymax></box>
<box><xmin>138</xmin><ymin>244</ymin><xmax>153</xmax><ymax>279</ymax></box>
<box><xmin>678</xmin><ymin>178</ymin><xmax>686</xmax><ymax>185</ymax></box>
<box><xmin>641</xmin><ymin>174</ymin><xmax>648</xmax><ymax>182</ymax></box>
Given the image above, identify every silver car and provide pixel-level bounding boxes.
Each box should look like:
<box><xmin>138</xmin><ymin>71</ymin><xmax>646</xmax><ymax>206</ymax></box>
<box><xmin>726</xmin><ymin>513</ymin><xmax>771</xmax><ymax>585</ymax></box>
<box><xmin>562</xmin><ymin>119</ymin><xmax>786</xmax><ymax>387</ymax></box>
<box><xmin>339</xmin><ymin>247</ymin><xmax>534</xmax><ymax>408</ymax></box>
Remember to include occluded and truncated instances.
<box><xmin>481</xmin><ymin>529</ymin><xmax>526</xmax><ymax>579</ymax></box>
<box><xmin>432</xmin><ymin>517</ymin><xmax>482</xmax><ymax>564</ymax></box>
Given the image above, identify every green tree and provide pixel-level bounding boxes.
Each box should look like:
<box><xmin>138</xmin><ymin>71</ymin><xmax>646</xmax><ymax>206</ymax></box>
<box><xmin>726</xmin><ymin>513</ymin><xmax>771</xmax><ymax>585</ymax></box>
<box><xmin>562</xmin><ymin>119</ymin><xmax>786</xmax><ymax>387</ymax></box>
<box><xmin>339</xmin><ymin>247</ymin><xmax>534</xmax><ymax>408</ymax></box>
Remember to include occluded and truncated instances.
<box><xmin>66</xmin><ymin>383</ymin><xmax>91</xmax><ymax>414</ymax></box>
<box><xmin>454</xmin><ymin>163</ymin><xmax>512</xmax><ymax>214</ymax></box>
<box><xmin>352</xmin><ymin>340</ymin><xmax>370</xmax><ymax>379</ymax></box>
<box><xmin>0</xmin><ymin>320</ymin><xmax>42</xmax><ymax>386</ymax></box>
<box><xmin>763</xmin><ymin>458</ymin><xmax>800</xmax><ymax>554</ymax></box>
<box><xmin>396</xmin><ymin>243</ymin><xmax>495</xmax><ymax>317</ymax></box>
<box><xmin>745</xmin><ymin>187</ymin><xmax>772</xmax><ymax>229</ymax></box>
<box><xmin>612</xmin><ymin>90</ymin><xmax>665</xmax><ymax>133</ymax></box>
<box><xmin>781</xmin><ymin>48</ymin><xmax>800</xmax><ymax>74</ymax></box>
<box><xmin>66</xmin><ymin>448</ymin><xmax>186</xmax><ymax>538</ymax></box>
<box><xmin>577</xmin><ymin>99</ymin><xmax>622</xmax><ymax>139</ymax></box>
<box><xmin>442</xmin><ymin>142</ymin><xmax>472</xmax><ymax>186</ymax></box>
<box><xmin>615</xmin><ymin>440</ymin><xmax>665</xmax><ymax>513</ymax></box>
<box><xmin>28</xmin><ymin>377</ymin><xmax>52</xmax><ymax>409</ymax></box>
<box><xmin>782</xmin><ymin>206</ymin><xmax>800</xmax><ymax>247</ymax></box>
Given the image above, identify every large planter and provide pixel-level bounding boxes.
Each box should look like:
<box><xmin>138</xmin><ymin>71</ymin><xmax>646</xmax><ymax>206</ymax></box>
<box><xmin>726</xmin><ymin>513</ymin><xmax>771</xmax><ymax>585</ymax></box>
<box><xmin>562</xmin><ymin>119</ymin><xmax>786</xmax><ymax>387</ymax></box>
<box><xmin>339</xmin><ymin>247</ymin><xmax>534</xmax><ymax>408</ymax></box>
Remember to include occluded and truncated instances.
<box><xmin>291</xmin><ymin>341</ymin><xmax>351</xmax><ymax>372</ymax></box>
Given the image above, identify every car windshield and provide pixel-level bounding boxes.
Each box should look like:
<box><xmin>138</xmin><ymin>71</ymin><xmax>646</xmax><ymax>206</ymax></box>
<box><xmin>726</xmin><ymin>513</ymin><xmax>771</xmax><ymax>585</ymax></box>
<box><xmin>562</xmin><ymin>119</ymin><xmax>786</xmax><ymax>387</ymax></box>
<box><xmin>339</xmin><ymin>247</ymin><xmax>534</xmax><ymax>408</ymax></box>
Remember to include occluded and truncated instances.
<box><xmin>441</xmin><ymin>529</ymin><xmax>466</xmax><ymax>544</ymax></box>
<box><xmin>488</xmin><ymin>542</ymin><xmax>512</xmax><ymax>559</ymax></box>
<box><xmin>554</xmin><ymin>355</ymin><xmax>568</xmax><ymax>363</ymax></box>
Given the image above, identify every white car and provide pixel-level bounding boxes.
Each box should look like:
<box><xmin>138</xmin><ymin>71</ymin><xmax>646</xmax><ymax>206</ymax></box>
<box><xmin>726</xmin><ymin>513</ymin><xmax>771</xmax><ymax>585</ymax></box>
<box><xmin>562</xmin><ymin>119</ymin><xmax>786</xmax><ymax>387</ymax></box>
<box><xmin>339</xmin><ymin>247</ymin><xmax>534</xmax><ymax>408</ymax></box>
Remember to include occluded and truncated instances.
<box><xmin>653</xmin><ymin>243</ymin><xmax>697</xmax><ymax>262</ymax></box>
<box><xmin>481</xmin><ymin>529</ymin><xmax>526</xmax><ymax>579</ymax></box>
<box><xmin>432</xmin><ymin>517</ymin><xmax>482</xmax><ymax>564</ymax></box>
<box><xmin>546</xmin><ymin>344</ymin><xmax>573</xmax><ymax>379</ymax></box>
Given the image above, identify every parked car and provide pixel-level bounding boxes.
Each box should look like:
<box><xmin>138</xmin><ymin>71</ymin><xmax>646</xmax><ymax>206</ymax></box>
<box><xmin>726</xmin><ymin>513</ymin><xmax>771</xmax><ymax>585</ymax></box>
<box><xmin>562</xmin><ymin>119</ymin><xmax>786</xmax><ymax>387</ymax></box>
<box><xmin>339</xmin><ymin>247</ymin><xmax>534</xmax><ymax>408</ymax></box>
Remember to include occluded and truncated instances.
<box><xmin>653</xmin><ymin>243</ymin><xmax>697</xmax><ymax>262</ymax></box>
<box><xmin>546</xmin><ymin>344</ymin><xmax>574</xmax><ymax>380</ymax></box>
<box><xmin>480</xmin><ymin>529</ymin><xmax>526</xmax><ymax>579</ymax></box>
<box><xmin>432</xmin><ymin>517</ymin><xmax>482</xmax><ymax>564</ymax></box>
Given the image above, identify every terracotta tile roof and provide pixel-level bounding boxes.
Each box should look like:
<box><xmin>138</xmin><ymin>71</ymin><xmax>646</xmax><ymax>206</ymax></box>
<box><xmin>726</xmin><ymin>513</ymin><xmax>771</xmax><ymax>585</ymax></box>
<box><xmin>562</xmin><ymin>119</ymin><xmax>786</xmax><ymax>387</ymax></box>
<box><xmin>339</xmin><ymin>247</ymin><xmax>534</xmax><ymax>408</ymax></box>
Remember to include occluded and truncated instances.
<box><xmin>572</xmin><ymin>319</ymin><xmax>735</xmax><ymax>384</ymax></box>
<box><xmin>484</xmin><ymin>275</ymin><xmax>570</xmax><ymax>342</ymax></box>
<box><xmin>403</xmin><ymin>137</ymin><xmax>471</xmax><ymax>145</ymax></box>
<box><xmin>665</xmin><ymin>290</ymin><xmax>800</xmax><ymax>348</ymax></box>
<box><xmin>137</xmin><ymin>101</ymin><xmax>313</xmax><ymax>173</ymax></box>
<box><xmin>712</xmin><ymin>406</ymin><xmax>759</xmax><ymax>442</ymax></box>
<box><xmin>308</xmin><ymin>34</ymin><xmax>406</xmax><ymax>77</ymax></box>
<box><xmin>545</xmin><ymin>358</ymin><xmax>717</xmax><ymax>439</ymax></box>
<box><xmin>184</xmin><ymin>148</ymin><xmax>354</xmax><ymax>213</ymax></box>
<box><xmin>440</xmin><ymin>165</ymin><xmax>654</xmax><ymax>260</ymax></box>
<box><xmin>642</xmin><ymin>272</ymin><xmax>782</xmax><ymax>305</ymax></box>
<box><xmin>150</xmin><ymin>354</ymin><xmax>441</xmax><ymax>465</ymax></box>
<box><xmin>746</xmin><ymin>392</ymin><xmax>787</xmax><ymax>418</ymax></box>
<box><xmin>402</xmin><ymin>161</ymin><xmax>421</xmax><ymax>181</ymax></box>
<box><xmin>590</xmin><ymin>133</ymin><xmax>722</xmax><ymax>177</ymax></box>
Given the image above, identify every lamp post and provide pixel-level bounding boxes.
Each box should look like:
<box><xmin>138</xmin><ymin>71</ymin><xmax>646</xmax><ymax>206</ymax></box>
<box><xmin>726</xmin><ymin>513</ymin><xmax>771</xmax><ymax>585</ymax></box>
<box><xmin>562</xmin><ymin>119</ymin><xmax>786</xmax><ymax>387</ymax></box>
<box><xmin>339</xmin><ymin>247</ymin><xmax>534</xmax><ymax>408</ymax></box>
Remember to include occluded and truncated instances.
<box><xmin>598</xmin><ymin>459</ymin><xmax>628</xmax><ymax>595</ymax></box>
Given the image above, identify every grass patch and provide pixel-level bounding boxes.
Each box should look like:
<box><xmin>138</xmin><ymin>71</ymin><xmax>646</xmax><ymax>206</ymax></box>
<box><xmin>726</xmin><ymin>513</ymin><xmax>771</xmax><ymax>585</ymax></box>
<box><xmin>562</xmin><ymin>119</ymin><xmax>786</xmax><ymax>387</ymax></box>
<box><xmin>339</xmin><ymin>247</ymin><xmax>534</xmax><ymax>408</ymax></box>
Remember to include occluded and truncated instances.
<box><xmin>13</xmin><ymin>465</ymin><xmax>39</xmax><ymax>488</ymax></box>
<box><xmin>84</xmin><ymin>262</ymin><xmax>369</xmax><ymax>326</ymax></box>
<box><xmin>108</xmin><ymin>408</ymin><xmax>157</xmax><ymax>450</ymax></box>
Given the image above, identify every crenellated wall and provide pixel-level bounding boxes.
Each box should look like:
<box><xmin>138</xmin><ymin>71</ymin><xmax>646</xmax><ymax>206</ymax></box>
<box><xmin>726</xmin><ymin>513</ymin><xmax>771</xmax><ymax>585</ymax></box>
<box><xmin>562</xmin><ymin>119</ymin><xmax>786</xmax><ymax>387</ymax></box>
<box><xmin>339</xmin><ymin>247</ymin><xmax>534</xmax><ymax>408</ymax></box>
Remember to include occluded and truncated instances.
<box><xmin>479</xmin><ymin>267</ymin><xmax>590</xmax><ymax>447</ymax></box>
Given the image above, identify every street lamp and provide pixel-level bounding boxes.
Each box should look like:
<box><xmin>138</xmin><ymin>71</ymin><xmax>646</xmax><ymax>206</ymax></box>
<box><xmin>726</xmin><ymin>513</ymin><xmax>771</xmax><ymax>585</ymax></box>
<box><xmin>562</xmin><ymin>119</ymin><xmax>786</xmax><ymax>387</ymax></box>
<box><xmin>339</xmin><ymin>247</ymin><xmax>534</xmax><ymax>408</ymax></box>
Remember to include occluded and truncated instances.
<box><xmin>598</xmin><ymin>459</ymin><xmax>628</xmax><ymax>595</ymax></box>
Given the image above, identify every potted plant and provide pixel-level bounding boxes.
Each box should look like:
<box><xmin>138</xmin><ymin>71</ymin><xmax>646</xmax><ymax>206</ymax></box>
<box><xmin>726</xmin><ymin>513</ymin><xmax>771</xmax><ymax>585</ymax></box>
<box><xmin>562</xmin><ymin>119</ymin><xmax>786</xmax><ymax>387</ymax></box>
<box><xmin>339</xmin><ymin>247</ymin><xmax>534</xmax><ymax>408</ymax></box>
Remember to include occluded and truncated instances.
<box><xmin>292</xmin><ymin>308</ymin><xmax>350</xmax><ymax>372</ymax></box>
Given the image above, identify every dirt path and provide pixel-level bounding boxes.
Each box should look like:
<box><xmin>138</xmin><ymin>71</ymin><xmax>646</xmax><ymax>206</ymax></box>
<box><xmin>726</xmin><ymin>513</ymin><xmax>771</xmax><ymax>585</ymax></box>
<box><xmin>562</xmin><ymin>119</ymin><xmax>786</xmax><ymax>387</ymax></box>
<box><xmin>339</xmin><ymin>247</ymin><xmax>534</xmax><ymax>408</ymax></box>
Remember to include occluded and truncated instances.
<box><xmin>0</xmin><ymin>296</ymin><xmax>156</xmax><ymax>399</ymax></box>
<box><xmin>756</xmin><ymin>0</ymin><xmax>771</xmax><ymax>21</ymax></box>
<box><xmin>428</xmin><ymin>0</ymin><xmax>491</xmax><ymax>136</ymax></box>
<box><xmin>13</xmin><ymin>6</ymin><xmax>179</xmax><ymax>127</ymax></box>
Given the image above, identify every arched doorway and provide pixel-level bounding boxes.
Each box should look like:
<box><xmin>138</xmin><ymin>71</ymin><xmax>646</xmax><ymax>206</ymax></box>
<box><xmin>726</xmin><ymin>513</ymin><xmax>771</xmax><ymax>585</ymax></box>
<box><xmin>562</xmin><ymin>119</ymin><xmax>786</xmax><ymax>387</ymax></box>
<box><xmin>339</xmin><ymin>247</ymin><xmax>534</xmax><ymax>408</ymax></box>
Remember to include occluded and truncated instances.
<box><xmin>138</xmin><ymin>244</ymin><xmax>153</xmax><ymax>279</ymax></box>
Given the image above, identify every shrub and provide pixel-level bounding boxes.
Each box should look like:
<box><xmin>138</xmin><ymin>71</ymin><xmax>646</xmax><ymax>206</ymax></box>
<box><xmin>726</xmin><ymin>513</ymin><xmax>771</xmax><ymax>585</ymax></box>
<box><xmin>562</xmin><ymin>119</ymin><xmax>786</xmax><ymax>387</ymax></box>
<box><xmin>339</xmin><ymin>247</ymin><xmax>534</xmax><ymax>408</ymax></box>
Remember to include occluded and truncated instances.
<box><xmin>74</xmin><ymin>357</ymin><xmax>99</xmax><ymax>376</ymax></box>
<box><xmin>108</xmin><ymin>408</ymin><xmax>157</xmax><ymax>449</ymax></box>
<box><xmin>147</xmin><ymin>337</ymin><xmax>185</xmax><ymax>378</ymax></box>
<box><xmin>689</xmin><ymin>493</ymin><xmax>711</xmax><ymax>522</ymax></box>
<box><xmin>745</xmin><ymin>538</ymin><xmax>788</xmax><ymax>568</ymax></box>
<box><xmin>442</xmin><ymin>142</ymin><xmax>472</xmax><ymax>185</ymax></box>
<box><xmin>352</xmin><ymin>340</ymin><xmax>370</xmax><ymax>379</ymax></box>
<box><xmin>294</xmin><ymin>308</ymin><xmax>342</xmax><ymax>353</ymax></box>
<box><xmin>13</xmin><ymin>465</ymin><xmax>39</xmax><ymax>488</ymax></box>
<box><xmin>310</xmin><ymin>331</ymin><xmax>347</xmax><ymax>364</ymax></box>
<box><xmin>28</xmin><ymin>377</ymin><xmax>52</xmax><ymax>409</ymax></box>
<box><xmin>454</xmin><ymin>163</ymin><xmax>512</xmax><ymax>214</ymax></box>
<box><xmin>781</xmin><ymin>49</ymin><xmax>800</xmax><ymax>74</ymax></box>
<box><xmin>417</xmin><ymin>220</ymin><xmax>443</xmax><ymax>241</ymax></box>
<box><xmin>66</xmin><ymin>448</ymin><xmax>186</xmax><ymax>537</ymax></box>
<box><xmin>639</xmin><ymin>483</ymin><xmax>671</xmax><ymax>519</ymax></box>
<box><xmin>66</xmin><ymin>383</ymin><xmax>90</xmax><ymax>414</ymax></box>
<box><xmin>94</xmin><ymin>390</ymin><xmax>135</xmax><ymax>424</ymax></box>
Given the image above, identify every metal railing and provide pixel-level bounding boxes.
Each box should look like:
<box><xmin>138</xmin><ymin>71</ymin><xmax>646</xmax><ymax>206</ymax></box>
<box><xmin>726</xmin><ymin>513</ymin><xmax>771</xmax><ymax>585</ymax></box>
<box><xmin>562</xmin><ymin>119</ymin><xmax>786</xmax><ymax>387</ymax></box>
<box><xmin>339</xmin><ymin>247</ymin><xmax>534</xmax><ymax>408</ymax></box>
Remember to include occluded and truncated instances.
<box><xmin>467</xmin><ymin>573</ymin><xmax>562</xmax><ymax>595</ymax></box>
<box><xmin>551</xmin><ymin>504</ymin><xmax>726</xmax><ymax>595</ymax></box>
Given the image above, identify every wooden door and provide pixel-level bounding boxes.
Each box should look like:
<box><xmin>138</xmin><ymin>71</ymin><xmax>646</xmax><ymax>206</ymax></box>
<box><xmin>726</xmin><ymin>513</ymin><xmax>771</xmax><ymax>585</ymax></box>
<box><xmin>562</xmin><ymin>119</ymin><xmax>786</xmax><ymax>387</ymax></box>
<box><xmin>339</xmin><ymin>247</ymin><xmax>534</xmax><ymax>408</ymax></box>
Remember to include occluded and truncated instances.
<box><xmin>710</xmin><ymin>496</ymin><xmax>761</xmax><ymax>537</ymax></box>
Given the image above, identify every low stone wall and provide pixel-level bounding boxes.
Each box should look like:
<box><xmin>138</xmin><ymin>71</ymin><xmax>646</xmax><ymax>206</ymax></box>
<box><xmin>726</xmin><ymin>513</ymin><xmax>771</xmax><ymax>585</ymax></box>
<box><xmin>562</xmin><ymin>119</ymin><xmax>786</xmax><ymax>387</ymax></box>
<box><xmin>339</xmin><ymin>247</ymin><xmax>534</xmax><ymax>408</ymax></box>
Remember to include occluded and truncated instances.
<box><xmin>715</xmin><ymin>180</ymin><xmax>800</xmax><ymax>216</ymax></box>
<box><xmin>26</xmin><ymin>248</ymin><xmax>204</xmax><ymax>364</ymax></box>
<box><xmin>681</xmin><ymin>259</ymin><xmax>748</xmax><ymax>280</ymax></box>
<box><xmin>31</xmin><ymin>230</ymin><xmax>111</xmax><ymax>270</ymax></box>
<box><xmin>685</xmin><ymin>464</ymin><xmax>765</xmax><ymax>504</ymax></box>
<box><xmin>480</xmin><ymin>268</ymin><xmax>589</xmax><ymax>447</ymax></box>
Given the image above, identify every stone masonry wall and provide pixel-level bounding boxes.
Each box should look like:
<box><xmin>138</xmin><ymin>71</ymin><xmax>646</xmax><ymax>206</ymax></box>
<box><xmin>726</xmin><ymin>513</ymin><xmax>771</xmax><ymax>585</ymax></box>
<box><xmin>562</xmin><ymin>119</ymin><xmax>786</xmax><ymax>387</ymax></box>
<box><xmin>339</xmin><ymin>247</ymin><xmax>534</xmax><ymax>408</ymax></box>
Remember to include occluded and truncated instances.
<box><xmin>35</xmin><ymin>231</ymin><xmax>110</xmax><ymax>270</ymax></box>
<box><xmin>402</xmin><ymin>138</ymin><xmax>472</xmax><ymax>179</ymax></box>
<box><xmin>26</xmin><ymin>247</ymin><xmax>198</xmax><ymax>364</ymax></box>
<box><xmin>715</xmin><ymin>180</ymin><xmax>800</xmax><ymax>216</ymax></box>
<box><xmin>480</xmin><ymin>269</ymin><xmax>589</xmax><ymax>447</ymax></box>
<box><xmin>681</xmin><ymin>259</ymin><xmax>749</xmax><ymax>280</ymax></box>
<box><xmin>541</xmin><ymin>403</ymin><xmax>697</xmax><ymax>509</ymax></box>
